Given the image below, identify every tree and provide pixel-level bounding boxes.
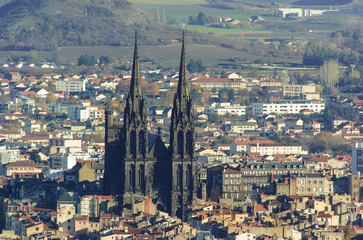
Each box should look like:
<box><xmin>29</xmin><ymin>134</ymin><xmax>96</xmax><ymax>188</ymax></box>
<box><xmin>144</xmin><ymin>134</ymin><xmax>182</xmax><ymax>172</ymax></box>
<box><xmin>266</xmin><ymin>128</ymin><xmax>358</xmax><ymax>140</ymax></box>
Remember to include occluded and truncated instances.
<box><xmin>197</xmin><ymin>12</ymin><xmax>207</xmax><ymax>25</ymax></box>
<box><xmin>78</xmin><ymin>54</ymin><xmax>97</xmax><ymax>66</ymax></box>
<box><xmin>344</xmin><ymin>229</ymin><xmax>357</xmax><ymax>240</ymax></box>
<box><xmin>320</xmin><ymin>59</ymin><xmax>339</xmax><ymax>86</ymax></box>
<box><xmin>30</xmin><ymin>152</ymin><xmax>41</xmax><ymax>164</ymax></box>
<box><xmin>46</xmin><ymin>91</ymin><xmax>57</xmax><ymax>104</ymax></box>
<box><xmin>218</xmin><ymin>88</ymin><xmax>234</xmax><ymax>102</ymax></box>
<box><xmin>187</xmin><ymin>59</ymin><xmax>206</xmax><ymax>73</ymax></box>
<box><xmin>99</xmin><ymin>56</ymin><xmax>110</xmax><ymax>65</ymax></box>
<box><xmin>309</xmin><ymin>136</ymin><xmax>327</xmax><ymax>153</ymax></box>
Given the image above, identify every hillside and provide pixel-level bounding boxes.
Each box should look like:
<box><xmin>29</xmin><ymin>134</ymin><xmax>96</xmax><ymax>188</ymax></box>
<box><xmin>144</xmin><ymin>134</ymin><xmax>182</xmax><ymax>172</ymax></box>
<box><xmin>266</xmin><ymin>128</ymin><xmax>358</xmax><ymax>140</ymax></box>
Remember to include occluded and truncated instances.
<box><xmin>0</xmin><ymin>0</ymin><xmax>179</xmax><ymax>50</ymax></box>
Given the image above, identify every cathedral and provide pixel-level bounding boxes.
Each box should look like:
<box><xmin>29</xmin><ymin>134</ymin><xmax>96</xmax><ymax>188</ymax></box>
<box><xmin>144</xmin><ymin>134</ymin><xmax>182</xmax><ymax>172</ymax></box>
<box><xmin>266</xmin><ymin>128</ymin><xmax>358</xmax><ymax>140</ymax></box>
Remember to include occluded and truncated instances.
<box><xmin>104</xmin><ymin>32</ymin><xmax>197</xmax><ymax>220</ymax></box>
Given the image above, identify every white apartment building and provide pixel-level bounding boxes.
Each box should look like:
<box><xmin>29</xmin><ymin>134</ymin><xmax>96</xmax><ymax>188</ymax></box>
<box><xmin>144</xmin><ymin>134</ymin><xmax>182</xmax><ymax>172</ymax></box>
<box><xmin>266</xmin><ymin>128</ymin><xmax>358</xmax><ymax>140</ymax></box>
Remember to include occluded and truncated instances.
<box><xmin>230</xmin><ymin>122</ymin><xmax>257</xmax><ymax>133</ymax></box>
<box><xmin>0</xmin><ymin>146</ymin><xmax>20</xmax><ymax>164</ymax></box>
<box><xmin>51</xmin><ymin>153</ymin><xmax>91</xmax><ymax>169</ymax></box>
<box><xmin>246</xmin><ymin>143</ymin><xmax>305</xmax><ymax>155</ymax></box>
<box><xmin>193</xmin><ymin>77</ymin><xmax>247</xmax><ymax>90</ymax></box>
<box><xmin>352</xmin><ymin>142</ymin><xmax>363</xmax><ymax>174</ymax></box>
<box><xmin>68</xmin><ymin>106</ymin><xmax>103</xmax><ymax>122</ymax></box>
<box><xmin>252</xmin><ymin>100</ymin><xmax>325</xmax><ymax>115</ymax></box>
<box><xmin>215</xmin><ymin>103</ymin><xmax>246</xmax><ymax>116</ymax></box>
<box><xmin>56</xmin><ymin>79</ymin><xmax>86</xmax><ymax>92</ymax></box>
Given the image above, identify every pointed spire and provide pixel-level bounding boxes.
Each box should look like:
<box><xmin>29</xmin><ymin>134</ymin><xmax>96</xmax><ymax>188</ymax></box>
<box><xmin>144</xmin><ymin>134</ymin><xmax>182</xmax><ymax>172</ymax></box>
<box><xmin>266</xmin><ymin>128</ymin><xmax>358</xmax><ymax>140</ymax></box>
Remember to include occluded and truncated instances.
<box><xmin>130</xmin><ymin>30</ymin><xmax>141</xmax><ymax>97</ymax></box>
<box><xmin>177</xmin><ymin>30</ymin><xmax>189</xmax><ymax>100</ymax></box>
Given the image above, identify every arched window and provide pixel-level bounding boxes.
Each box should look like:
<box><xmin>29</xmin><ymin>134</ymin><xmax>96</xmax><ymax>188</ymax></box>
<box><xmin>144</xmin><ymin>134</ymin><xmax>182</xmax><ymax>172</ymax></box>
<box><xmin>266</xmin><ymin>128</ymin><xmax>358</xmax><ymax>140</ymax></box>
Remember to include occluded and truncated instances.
<box><xmin>138</xmin><ymin>131</ymin><xmax>145</xmax><ymax>155</ymax></box>
<box><xmin>131</xmin><ymin>164</ymin><xmax>135</xmax><ymax>189</ymax></box>
<box><xmin>129</xmin><ymin>169</ymin><xmax>132</xmax><ymax>187</ymax></box>
<box><xmin>176</xmin><ymin>164</ymin><xmax>183</xmax><ymax>188</ymax></box>
<box><xmin>130</xmin><ymin>131</ymin><xmax>136</xmax><ymax>155</ymax></box>
<box><xmin>139</xmin><ymin>165</ymin><xmax>145</xmax><ymax>188</ymax></box>
<box><xmin>176</xmin><ymin>169</ymin><xmax>180</xmax><ymax>187</ymax></box>
<box><xmin>186</xmin><ymin>131</ymin><xmax>193</xmax><ymax>155</ymax></box>
<box><xmin>177</xmin><ymin>131</ymin><xmax>184</xmax><ymax>156</ymax></box>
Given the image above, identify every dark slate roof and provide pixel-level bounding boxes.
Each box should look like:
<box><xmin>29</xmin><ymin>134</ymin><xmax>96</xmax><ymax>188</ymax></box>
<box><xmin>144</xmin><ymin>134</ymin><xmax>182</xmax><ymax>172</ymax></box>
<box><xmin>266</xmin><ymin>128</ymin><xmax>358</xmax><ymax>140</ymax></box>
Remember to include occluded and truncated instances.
<box><xmin>57</xmin><ymin>191</ymin><xmax>75</xmax><ymax>203</ymax></box>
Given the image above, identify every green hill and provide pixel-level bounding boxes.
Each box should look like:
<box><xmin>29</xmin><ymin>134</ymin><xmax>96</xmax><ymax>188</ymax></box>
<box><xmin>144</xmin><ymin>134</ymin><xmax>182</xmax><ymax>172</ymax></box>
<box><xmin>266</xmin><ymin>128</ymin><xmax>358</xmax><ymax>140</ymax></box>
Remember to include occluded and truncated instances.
<box><xmin>0</xmin><ymin>0</ymin><xmax>176</xmax><ymax>50</ymax></box>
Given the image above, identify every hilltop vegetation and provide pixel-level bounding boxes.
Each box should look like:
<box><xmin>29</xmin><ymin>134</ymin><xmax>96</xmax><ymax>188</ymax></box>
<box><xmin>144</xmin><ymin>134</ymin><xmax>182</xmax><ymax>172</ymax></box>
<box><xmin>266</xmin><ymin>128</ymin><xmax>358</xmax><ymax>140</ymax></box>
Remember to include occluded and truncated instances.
<box><xmin>0</xmin><ymin>0</ymin><xmax>178</xmax><ymax>50</ymax></box>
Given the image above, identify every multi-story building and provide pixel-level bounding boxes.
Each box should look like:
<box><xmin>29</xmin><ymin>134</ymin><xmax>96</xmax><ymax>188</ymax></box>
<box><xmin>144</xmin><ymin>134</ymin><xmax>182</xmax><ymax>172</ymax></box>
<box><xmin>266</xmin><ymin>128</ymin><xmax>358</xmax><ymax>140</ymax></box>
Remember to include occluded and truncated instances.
<box><xmin>193</xmin><ymin>77</ymin><xmax>247</xmax><ymax>90</ymax></box>
<box><xmin>0</xmin><ymin>146</ymin><xmax>20</xmax><ymax>164</ymax></box>
<box><xmin>55</xmin><ymin>79</ymin><xmax>86</xmax><ymax>92</ymax></box>
<box><xmin>230</xmin><ymin>122</ymin><xmax>257</xmax><ymax>134</ymax></box>
<box><xmin>79</xmin><ymin>195</ymin><xmax>117</xmax><ymax>218</ymax></box>
<box><xmin>5</xmin><ymin>161</ymin><xmax>43</xmax><ymax>177</ymax></box>
<box><xmin>214</xmin><ymin>103</ymin><xmax>246</xmax><ymax>116</ymax></box>
<box><xmin>246</xmin><ymin>142</ymin><xmax>305</xmax><ymax>155</ymax></box>
<box><xmin>291</xmin><ymin>173</ymin><xmax>334</xmax><ymax>196</ymax></box>
<box><xmin>50</xmin><ymin>153</ymin><xmax>90</xmax><ymax>169</ymax></box>
<box><xmin>282</xmin><ymin>84</ymin><xmax>316</xmax><ymax>98</ymax></box>
<box><xmin>207</xmin><ymin>162</ymin><xmax>307</xmax><ymax>200</ymax></box>
<box><xmin>352</xmin><ymin>142</ymin><xmax>363</xmax><ymax>174</ymax></box>
<box><xmin>252</xmin><ymin>99</ymin><xmax>325</xmax><ymax>115</ymax></box>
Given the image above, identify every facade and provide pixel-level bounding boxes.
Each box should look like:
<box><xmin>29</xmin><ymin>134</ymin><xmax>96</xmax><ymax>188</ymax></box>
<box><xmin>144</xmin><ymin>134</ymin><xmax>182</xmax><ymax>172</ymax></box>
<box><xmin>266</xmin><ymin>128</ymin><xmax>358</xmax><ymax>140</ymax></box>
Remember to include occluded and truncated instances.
<box><xmin>246</xmin><ymin>143</ymin><xmax>304</xmax><ymax>155</ymax></box>
<box><xmin>215</xmin><ymin>104</ymin><xmax>247</xmax><ymax>116</ymax></box>
<box><xmin>55</xmin><ymin>79</ymin><xmax>86</xmax><ymax>92</ymax></box>
<box><xmin>104</xmin><ymin>33</ymin><xmax>197</xmax><ymax>220</ymax></box>
<box><xmin>0</xmin><ymin>146</ymin><xmax>20</xmax><ymax>164</ymax></box>
<box><xmin>79</xmin><ymin>195</ymin><xmax>117</xmax><ymax>218</ymax></box>
<box><xmin>230</xmin><ymin>122</ymin><xmax>257</xmax><ymax>134</ymax></box>
<box><xmin>282</xmin><ymin>84</ymin><xmax>316</xmax><ymax>98</ymax></box>
<box><xmin>352</xmin><ymin>142</ymin><xmax>363</xmax><ymax>174</ymax></box>
<box><xmin>207</xmin><ymin>162</ymin><xmax>308</xmax><ymax>200</ymax></box>
<box><xmin>5</xmin><ymin>161</ymin><xmax>43</xmax><ymax>177</ymax></box>
<box><xmin>252</xmin><ymin>100</ymin><xmax>325</xmax><ymax>115</ymax></box>
<box><xmin>193</xmin><ymin>78</ymin><xmax>247</xmax><ymax>90</ymax></box>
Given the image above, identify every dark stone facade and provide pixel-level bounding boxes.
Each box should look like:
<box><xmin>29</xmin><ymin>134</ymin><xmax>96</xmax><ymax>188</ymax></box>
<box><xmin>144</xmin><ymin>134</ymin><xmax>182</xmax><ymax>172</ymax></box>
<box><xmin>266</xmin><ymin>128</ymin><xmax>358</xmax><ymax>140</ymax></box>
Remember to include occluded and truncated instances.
<box><xmin>104</xmin><ymin>32</ymin><xmax>197</xmax><ymax>220</ymax></box>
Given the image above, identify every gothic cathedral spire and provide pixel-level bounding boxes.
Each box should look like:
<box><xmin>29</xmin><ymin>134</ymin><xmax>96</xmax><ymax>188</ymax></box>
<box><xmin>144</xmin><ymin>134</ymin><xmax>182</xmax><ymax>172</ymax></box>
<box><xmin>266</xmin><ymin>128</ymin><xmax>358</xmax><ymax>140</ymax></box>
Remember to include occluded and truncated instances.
<box><xmin>169</xmin><ymin>31</ymin><xmax>197</xmax><ymax>220</ymax></box>
<box><xmin>170</xmin><ymin>30</ymin><xmax>194</xmax><ymax>159</ymax></box>
<box><xmin>130</xmin><ymin>31</ymin><xmax>141</xmax><ymax>98</ymax></box>
<box><xmin>123</xmin><ymin>30</ymin><xmax>148</xmax><ymax>159</ymax></box>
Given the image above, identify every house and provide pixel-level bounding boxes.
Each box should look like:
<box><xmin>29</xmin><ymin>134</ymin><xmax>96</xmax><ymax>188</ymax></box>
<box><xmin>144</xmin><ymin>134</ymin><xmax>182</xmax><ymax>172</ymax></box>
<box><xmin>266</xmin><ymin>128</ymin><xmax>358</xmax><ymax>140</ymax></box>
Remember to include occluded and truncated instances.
<box><xmin>6</xmin><ymin>72</ymin><xmax>22</xmax><ymax>81</ymax></box>
<box><xmin>64</xmin><ymin>162</ymin><xmax>97</xmax><ymax>186</ymax></box>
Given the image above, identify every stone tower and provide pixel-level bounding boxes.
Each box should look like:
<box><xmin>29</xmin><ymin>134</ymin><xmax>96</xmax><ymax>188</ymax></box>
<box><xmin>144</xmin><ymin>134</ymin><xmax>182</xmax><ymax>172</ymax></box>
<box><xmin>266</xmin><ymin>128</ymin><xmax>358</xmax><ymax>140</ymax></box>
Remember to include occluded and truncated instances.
<box><xmin>169</xmin><ymin>31</ymin><xmax>197</xmax><ymax>220</ymax></box>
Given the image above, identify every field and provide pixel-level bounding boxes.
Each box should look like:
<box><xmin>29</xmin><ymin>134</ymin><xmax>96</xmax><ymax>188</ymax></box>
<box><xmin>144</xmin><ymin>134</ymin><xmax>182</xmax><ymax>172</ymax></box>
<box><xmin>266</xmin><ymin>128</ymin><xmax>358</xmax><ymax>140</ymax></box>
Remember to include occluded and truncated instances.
<box><xmin>0</xmin><ymin>43</ymin><xmax>300</xmax><ymax>69</ymax></box>
<box><xmin>128</xmin><ymin>0</ymin><xmax>345</xmax><ymax>40</ymax></box>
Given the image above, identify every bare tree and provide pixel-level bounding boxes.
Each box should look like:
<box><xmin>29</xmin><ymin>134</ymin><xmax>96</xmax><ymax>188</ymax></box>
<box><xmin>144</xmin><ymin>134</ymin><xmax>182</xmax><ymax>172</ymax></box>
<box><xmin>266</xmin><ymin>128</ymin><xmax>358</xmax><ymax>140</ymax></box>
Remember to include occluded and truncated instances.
<box><xmin>320</xmin><ymin>59</ymin><xmax>339</xmax><ymax>86</ymax></box>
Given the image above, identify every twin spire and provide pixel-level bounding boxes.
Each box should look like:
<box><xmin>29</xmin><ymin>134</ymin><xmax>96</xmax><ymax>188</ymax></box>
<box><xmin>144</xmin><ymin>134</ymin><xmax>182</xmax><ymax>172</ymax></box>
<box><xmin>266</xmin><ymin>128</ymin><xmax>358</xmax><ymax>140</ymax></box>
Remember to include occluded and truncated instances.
<box><xmin>129</xmin><ymin>30</ymin><xmax>189</xmax><ymax>101</ymax></box>
<box><xmin>177</xmin><ymin>30</ymin><xmax>189</xmax><ymax>101</ymax></box>
<box><xmin>130</xmin><ymin>31</ymin><xmax>141</xmax><ymax>98</ymax></box>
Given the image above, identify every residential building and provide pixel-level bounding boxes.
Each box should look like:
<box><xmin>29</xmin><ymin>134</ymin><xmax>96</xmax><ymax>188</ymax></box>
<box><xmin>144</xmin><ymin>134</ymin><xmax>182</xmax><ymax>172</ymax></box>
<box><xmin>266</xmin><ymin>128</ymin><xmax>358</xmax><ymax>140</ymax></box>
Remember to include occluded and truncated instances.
<box><xmin>207</xmin><ymin>162</ymin><xmax>307</xmax><ymax>200</ymax></box>
<box><xmin>352</xmin><ymin>142</ymin><xmax>363</xmax><ymax>174</ymax></box>
<box><xmin>5</xmin><ymin>161</ymin><xmax>43</xmax><ymax>177</ymax></box>
<box><xmin>55</xmin><ymin>79</ymin><xmax>86</xmax><ymax>92</ymax></box>
<box><xmin>252</xmin><ymin>99</ymin><xmax>325</xmax><ymax>115</ymax></box>
<box><xmin>282</xmin><ymin>83</ymin><xmax>316</xmax><ymax>98</ymax></box>
<box><xmin>79</xmin><ymin>195</ymin><xmax>117</xmax><ymax>218</ymax></box>
<box><xmin>0</xmin><ymin>146</ymin><xmax>20</xmax><ymax>164</ymax></box>
<box><xmin>214</xmin><ymin>103</ymin><xmax>247</xmax><ymax>116</ymax></box>
<box><xmin>193</xmin><ymin>77</ymin><xmax>247</xmax><ymax>90</ymax></box>
<box><xmin>246</xmin><ymin>142</ymin><xmax>305</xmax><ymax>156</ymax></box>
